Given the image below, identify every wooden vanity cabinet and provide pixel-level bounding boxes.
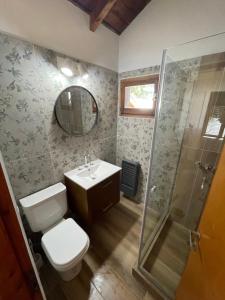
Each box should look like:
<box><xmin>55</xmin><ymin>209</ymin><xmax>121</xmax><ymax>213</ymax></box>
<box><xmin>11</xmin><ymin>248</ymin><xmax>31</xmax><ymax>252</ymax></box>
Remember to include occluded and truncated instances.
<box><xmin>65</xmin><ymin>171</ymin><xmax>120</xmax><ymax>224</ymax></box>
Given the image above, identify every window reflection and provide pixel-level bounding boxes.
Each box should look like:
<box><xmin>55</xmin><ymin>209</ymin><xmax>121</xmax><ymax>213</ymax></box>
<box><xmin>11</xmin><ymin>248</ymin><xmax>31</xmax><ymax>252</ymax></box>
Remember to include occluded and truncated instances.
<box><xmin>203</xmin><ymin>92</ymin><xmax>225</xmax><ymax>141</ymax></box>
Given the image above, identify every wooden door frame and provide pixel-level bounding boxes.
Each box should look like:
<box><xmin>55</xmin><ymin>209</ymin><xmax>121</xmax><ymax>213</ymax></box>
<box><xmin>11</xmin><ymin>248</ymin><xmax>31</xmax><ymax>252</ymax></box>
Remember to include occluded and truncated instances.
<box><xmin>0</xmin><ymin>152</ymin><xmax>45</xmax><ymax>300</ymax></box>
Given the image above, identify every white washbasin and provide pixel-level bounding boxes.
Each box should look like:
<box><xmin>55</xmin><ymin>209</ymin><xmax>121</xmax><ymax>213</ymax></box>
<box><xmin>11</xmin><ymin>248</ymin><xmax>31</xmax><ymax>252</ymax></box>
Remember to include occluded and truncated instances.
<box><xmin>64</xmin><ymin>159</ymin><xmax>121</xmax><ymax>190</ymax></box>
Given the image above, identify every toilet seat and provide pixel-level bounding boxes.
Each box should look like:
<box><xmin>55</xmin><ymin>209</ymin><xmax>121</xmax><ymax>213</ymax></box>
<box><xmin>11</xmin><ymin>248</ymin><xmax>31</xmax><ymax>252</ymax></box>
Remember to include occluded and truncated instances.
<box><xmin>41</xmin><ymin>218</ymin><xmax>89</xmax><ymax>271</ymax></box>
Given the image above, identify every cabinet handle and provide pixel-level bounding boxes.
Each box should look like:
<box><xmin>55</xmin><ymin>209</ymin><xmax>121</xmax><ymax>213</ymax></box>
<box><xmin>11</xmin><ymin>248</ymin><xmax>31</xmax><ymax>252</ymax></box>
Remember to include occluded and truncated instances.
<box><xmin>102</xmin><ymin>202</ymin><xmax>113</xmax><ymax>213</ymax></box>
<box><xmin>101</xmin><ymin>180</ymin><xmax>113</xmax><ymax>189</ymax></box>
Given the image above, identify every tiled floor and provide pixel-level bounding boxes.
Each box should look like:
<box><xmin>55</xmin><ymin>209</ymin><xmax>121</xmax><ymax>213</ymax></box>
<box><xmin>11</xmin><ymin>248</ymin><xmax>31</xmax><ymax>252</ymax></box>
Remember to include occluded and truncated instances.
<box><xmin>40</xmin><ymin>197</ymin><xmax>156</xmax><ymax>300</ymax></box>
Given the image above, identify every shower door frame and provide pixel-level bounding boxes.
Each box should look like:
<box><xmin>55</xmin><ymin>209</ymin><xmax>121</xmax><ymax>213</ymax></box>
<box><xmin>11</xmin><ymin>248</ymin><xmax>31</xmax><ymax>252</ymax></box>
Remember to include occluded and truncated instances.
<box><xmin>137</xmin><ymin>49</ymin><xmax>171</xmax><ymax>264</ymax></box>
<box><xmin>135</xmin><ymin>48</ymin><xmax>173</xmax><ymax>298</ymax></box>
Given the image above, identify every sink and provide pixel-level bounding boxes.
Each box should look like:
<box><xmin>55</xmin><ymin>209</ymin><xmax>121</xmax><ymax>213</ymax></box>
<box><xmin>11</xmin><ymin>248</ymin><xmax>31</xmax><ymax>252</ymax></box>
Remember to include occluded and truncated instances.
<box><xmin>64</xmin><ymin>159</ymin><xmax>121</xmax><ymax>223</ymax></box>
<box><xmin>64</xmin><ymin>159</ymin><xmax>121</xmax><ymax>190</ymax></box>
<box><xmin>76</xmin><ymin>164</ymin><xmax>100</xmax><ymax>179</ymax></box>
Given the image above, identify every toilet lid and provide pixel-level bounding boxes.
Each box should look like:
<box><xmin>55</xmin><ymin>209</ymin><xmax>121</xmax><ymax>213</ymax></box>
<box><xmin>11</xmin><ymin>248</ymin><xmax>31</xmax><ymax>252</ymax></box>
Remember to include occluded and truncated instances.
<box><xmin>41</xmin><ymin>218</ymin><xmax>89</xmax><ymax>269</ymax></box>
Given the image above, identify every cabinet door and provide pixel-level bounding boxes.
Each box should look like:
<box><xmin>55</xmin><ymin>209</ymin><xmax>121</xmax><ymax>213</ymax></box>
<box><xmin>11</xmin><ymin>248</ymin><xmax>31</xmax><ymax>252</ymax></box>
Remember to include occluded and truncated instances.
<box><xmin>88</xmin><ymin>172</ymin><xmax>120</xmax><ymax>220</ymax></box>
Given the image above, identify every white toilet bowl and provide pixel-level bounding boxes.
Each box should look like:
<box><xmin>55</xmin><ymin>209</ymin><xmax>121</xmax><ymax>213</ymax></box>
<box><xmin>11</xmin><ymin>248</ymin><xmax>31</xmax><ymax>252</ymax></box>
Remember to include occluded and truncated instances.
<box><xmin>19</xmin><ymin>183</ymin><xmax>90</xmax><ymax>281</ymax></box>
<box><xmin>41</xmin><ymin>218</ymin><xmax>89</xmax><ymax>281</ymax></box>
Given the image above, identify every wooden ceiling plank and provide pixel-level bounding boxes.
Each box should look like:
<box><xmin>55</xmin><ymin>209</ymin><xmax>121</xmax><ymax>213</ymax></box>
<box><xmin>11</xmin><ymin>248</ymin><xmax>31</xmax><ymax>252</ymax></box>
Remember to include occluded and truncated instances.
<box><xmin>68</xmin><ymin>0</ymin><xmax>94</xmax><ymax>13</ymax></box>
<box><xmin>105</xmin><ymin>0</ymin><xmax>151</xmax><ymax>33</ymax></box>
<box><xmin>68</xmin><ymin>0</ymin><xmax>151</xmax><ymax>34</ymax></box>
<box><xmin>90</xmin><ymin>0</ymin><xmax>118</xmax><ymax>32</ymax></box>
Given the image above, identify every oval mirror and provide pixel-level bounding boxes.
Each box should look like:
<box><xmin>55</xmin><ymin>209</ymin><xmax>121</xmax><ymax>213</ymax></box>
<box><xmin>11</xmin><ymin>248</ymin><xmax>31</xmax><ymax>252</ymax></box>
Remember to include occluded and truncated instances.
<box><xmin>55</xmin><ymin>86</ymin><xmax>98</xmax><ymax>136</ymax></box>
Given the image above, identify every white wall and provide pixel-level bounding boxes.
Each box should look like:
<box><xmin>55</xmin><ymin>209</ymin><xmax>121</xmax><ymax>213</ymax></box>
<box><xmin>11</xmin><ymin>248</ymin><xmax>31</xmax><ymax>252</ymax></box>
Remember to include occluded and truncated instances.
<box><xmin>1</xmin><ymin>0</ymin><xmax>225</xmax><ymax>73</ymax></box>
<box><xmin>0</xmin><ymin>0</ymin><xmax>119</xmax><ymax>71</ymax></box>
<box><xmin>119</xmin><ymin>0</ymin><xmax>225</xmax><ymax>72</ymax></box>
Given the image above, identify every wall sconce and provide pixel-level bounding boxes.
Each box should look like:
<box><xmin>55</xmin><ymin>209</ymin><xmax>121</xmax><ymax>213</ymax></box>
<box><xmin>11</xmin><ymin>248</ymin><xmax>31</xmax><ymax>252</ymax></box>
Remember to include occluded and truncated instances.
<box><xmin>56</xmin><ymin>55</ymin><xmax>89</xmax><ymax>79</ymax></box>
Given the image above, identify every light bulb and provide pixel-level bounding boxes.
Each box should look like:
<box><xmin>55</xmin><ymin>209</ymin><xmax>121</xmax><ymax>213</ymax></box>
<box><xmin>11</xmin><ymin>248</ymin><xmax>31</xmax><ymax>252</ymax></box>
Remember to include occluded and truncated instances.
<box><xmin>82</xmin><ymin>73</ymin><xmax>89</xmax><ymax>80</ymax></box>
<box><xmin>61</xmin><ymin>67</ymin><xmax>73</xmax><ymax>77</ymax></box>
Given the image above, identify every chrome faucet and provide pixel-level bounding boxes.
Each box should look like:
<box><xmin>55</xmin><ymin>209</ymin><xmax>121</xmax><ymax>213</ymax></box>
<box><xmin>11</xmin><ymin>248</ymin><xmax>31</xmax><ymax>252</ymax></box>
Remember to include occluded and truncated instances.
<box><xmin>84</xmin><ymin>155</ymin><xmax>88</xmax><ymax>166</ymax></box>
<box><xmin>84</xmin><ymin>154</ymin><xmax>90</xmax><ymax>167</ymax></box>
<box><xmin>195</xmin><ymin>161</ymin><xmax>215</xmax><ymax>190</ymax></box>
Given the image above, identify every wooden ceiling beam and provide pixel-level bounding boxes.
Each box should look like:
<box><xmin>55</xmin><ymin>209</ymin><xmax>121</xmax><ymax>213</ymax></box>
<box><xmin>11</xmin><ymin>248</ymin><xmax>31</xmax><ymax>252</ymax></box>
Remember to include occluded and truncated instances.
<box><xmin>90</xmin><ymin>0</ymin><xmax>118</xmax><ymax>32</ymax></box>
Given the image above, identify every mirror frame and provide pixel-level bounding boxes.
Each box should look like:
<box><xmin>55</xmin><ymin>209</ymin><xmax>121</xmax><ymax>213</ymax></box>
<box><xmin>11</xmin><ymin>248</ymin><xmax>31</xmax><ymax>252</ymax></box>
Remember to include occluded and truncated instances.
<box><xmin>54</xmin><ymin>85</ymin><xmax>99</xmax><ymax>136</ymax></box>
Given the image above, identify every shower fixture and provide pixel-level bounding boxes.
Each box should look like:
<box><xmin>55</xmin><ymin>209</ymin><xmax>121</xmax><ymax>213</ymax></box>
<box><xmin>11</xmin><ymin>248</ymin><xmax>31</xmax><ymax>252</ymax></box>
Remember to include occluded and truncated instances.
<box><xmin>195</xmin><ymin>161</ymin><xmax>215</xmax><ymax>174</ymax></box>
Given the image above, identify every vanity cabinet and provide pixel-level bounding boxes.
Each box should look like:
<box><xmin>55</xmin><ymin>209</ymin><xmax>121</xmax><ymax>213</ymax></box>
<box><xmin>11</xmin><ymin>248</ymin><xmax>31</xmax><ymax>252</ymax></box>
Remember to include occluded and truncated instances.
<box><xmin>65</xmin><ymin>171</ymin><xmax>120</xmax><ymax>224</ymax></box>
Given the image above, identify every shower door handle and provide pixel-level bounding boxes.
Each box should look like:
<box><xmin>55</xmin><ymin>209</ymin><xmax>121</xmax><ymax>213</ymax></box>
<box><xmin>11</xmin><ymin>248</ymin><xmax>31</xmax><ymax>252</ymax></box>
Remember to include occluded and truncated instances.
<box><xmin>189</xmin><ymin>230</ymin><xmax>200</xmax><ymax>251</ymax></box>
<box><xmin>150</xmin><ymin>185</ymin><xmax>157</xmax><ymax>193</ymax></box>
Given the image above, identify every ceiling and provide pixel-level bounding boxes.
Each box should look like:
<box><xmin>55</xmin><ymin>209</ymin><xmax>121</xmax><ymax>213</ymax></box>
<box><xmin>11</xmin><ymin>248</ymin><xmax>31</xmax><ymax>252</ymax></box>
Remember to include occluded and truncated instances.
<box><xmin>69</xmin><ymin>0</ymin><xmax>151</xmax><ymax>35</ymax></box>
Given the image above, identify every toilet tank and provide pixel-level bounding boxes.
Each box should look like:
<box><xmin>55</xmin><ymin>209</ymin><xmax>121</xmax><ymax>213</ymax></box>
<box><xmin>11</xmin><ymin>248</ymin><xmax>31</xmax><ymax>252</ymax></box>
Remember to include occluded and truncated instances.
<box><xmin>19</xmin><ymin>183</ymin><xmax>67</xmax><ymax>232</ymax></box>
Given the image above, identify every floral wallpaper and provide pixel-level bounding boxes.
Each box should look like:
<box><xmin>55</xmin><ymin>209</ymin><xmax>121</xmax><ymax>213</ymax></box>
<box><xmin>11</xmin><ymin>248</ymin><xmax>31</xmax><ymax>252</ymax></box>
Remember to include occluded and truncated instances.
<box><xmin>140</xmin><ymin>57</ymin><xmax>202</xmax><ymax>246</ymax></box>
<box><xmin>0</xmin><ymin>29</ymin><xmax>208</xmax><ymax>232</ymax></box>
<box><xmin>147</xmin><ymin>58</ymin><xmax>201</xmax><ymax>213</ymax></box>
<box><xmin>0</xmin><ymin>32</ymin><xmax>118</xmax><ymax>200</ymax></box>
<box><xmin>117</xmin><ymin>66</ymin><xmax>160</xmax><ymax>202</ymax></box>
<box><xmin>117</xmin><ymin>62</ymin><xmax>194</xmax><ymax>208</ymax></box>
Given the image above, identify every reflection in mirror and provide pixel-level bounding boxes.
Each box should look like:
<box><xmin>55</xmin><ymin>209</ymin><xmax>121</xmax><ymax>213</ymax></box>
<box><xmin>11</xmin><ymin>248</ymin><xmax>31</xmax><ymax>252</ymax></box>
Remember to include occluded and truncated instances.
<box><xmin>55</xmin><ymin>86</ymin><xmax>98</xmax><ymax>136</ymax></box>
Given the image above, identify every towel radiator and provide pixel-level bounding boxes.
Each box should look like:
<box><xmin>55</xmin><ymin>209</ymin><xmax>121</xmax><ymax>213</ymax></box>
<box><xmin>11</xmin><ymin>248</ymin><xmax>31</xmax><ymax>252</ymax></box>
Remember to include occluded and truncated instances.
<box><xmin>120</xmin><ymin>160</ymin><xmax>140</xmax><ymax>198</ymax></box>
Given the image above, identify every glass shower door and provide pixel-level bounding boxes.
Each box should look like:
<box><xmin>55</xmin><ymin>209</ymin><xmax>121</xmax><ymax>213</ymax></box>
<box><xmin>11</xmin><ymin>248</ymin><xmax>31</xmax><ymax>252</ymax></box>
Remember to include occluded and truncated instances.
<box><xmin>138</xmin><ymin>51</ymin><xmax>190</xmax><ymax>263</ymax></box>
<box><xmin>137</xmin><ymin>32</ymin><xmax>225</xmax><ymax>299</ymax></box>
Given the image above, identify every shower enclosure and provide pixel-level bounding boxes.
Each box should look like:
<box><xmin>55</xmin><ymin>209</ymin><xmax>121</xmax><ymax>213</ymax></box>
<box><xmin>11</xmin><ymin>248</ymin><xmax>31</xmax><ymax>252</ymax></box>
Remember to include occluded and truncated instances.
<box><xmin>137</xmin><ymin>33</ymin><xmax>225</xmax><ymax>299</ymax></box>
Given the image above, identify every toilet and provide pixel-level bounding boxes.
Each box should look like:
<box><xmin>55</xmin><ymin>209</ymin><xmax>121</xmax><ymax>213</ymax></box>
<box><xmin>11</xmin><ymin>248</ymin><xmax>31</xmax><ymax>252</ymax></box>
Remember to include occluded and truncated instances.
<box><xmin>19</xmin><ymin>182</ymin><xmax>89</xmax><ymax>281</ymax></box>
